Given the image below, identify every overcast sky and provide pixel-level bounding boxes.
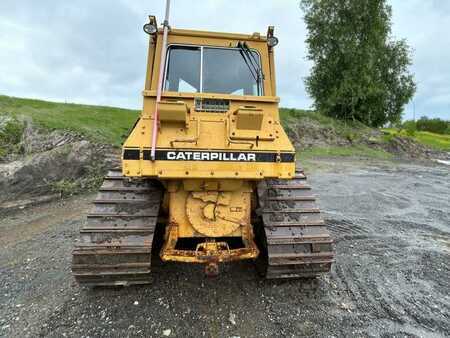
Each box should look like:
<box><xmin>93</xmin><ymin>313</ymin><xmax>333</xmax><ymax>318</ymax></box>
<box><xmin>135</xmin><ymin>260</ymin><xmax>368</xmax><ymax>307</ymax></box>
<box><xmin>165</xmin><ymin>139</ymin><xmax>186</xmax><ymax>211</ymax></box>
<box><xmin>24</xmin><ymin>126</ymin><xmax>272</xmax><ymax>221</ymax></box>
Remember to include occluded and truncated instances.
<box><xmin>0</xmin><ymin>0</ymin><xmax>448</xmax><ymax>120</ymax></box>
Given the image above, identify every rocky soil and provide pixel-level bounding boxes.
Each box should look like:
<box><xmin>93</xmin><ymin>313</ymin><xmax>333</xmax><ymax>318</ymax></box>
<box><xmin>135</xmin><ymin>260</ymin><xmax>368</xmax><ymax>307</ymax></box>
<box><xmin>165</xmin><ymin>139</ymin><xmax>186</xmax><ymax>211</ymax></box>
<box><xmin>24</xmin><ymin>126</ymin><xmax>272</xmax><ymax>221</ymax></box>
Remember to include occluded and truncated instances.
<box><xmin>0</xmin><ymin>158</ymin><xmax>448</xmax><ymax>338</ymax></box>
<box><xmin>287</xmin><ymin>116</ymin><xmax>449</xmax><ymax>160</ymax></box>
<box><xmin>380</xmin><ymin>135</ymin><xmax>447</xmax><ymax>160</ymax></box>
<box><xmin>0</xmin><ymin>116</ymin><xmax>119</xmax><ymax>213</ymax></box>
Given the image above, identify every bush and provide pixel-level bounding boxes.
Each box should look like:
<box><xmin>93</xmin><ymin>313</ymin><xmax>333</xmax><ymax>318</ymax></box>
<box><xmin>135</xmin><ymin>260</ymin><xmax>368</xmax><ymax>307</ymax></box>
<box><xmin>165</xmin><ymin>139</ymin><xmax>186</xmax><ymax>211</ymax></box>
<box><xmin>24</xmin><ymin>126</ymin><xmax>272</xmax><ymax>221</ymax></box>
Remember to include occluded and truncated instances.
<box><xmin>402</xmin><ymin>120</ymin><xmax>416</xmax><ymax>136</ymax></box>
<box><xmin>0</xmin><ymin>114</ymin><xmax>24</xmax><ymax>159</ymax></box>
<box><xmin>416</xmin><ymin>116</ymin><xmax>449</xmax><ymax>134</ymax></box>
<box><xmin>51</xmin><ymin>179</ymin><xmax>80</xmax><ymax>197</ymax></box>
<box><xmin>405</xmin><ymin>128</ymin><xmax>416</xmax><ymax>137</ymax></box>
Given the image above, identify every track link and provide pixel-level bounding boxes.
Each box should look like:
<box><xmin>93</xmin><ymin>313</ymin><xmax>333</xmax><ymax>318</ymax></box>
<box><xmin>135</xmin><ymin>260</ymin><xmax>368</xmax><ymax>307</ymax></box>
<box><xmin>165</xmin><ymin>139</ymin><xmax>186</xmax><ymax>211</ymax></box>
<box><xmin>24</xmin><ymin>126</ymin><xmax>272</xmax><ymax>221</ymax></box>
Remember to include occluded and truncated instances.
<box><xmin>256</xmin><ymin>169</ymin><xmax>335</xmax><ymax>279</ymax></box>
<box><xmin>72</xmin><ymin>169</ymin><xmax>162</xmax><ymax>286</ymax></box>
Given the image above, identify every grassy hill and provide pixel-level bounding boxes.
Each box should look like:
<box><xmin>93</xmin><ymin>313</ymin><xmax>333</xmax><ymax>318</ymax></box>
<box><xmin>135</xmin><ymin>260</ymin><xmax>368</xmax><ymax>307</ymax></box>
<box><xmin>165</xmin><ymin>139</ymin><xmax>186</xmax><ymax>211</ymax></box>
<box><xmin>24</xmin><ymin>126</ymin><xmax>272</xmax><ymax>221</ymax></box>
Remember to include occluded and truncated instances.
<box><xmin>0</xmin><ymin>95</ymin><xmax>139</xmax><ymax>146</ymax></box>
<box><xmin>383</xmin><ymin>128</ymin><xmax>450</xmax><ymax>151</ymax></box>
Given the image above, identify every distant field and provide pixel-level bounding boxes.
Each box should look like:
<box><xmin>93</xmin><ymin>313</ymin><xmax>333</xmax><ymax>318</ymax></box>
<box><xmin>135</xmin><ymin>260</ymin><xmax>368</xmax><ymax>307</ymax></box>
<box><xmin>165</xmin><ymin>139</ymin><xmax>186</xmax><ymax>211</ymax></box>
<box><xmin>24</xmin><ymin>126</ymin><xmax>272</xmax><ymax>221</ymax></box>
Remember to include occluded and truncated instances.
<box><xmin>383</xmin><ymin>128</ymin><xmax>450</xmax><ymax>151</ymax></box>
<box><xmin>0</xmin><ymin>95</ymin><xmax>139</xmax><ymax>146</ymax></box>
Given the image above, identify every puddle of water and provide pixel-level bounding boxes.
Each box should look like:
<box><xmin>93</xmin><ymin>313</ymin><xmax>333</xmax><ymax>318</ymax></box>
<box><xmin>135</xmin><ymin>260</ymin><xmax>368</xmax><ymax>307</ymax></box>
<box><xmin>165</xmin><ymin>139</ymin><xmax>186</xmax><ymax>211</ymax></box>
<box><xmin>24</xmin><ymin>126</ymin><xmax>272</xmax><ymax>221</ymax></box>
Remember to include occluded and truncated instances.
<box><xmin>435</xmin><ymin>159</ymin><xmax>450</xmax><ymax>166</ymax></box>
<box><xmin>435</xmin><ymin>152</ymin><xmax>450</xmax><ymax>166</ymax></box>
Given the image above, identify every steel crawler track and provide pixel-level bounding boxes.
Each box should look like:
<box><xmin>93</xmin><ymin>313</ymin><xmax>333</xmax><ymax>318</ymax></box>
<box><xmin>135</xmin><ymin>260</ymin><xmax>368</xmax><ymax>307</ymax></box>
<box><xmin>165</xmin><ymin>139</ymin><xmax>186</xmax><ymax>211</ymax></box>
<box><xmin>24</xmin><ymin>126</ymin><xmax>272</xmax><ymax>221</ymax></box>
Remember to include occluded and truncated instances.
<box><xmin>72</xmin><ymin>170</ymin><xmax>162</xmax><ymax>286</ymax></box>
<box><xmin>256</xmin><ymin>169</ymin><xmax>335</xmax><ymax>279</ymax></box>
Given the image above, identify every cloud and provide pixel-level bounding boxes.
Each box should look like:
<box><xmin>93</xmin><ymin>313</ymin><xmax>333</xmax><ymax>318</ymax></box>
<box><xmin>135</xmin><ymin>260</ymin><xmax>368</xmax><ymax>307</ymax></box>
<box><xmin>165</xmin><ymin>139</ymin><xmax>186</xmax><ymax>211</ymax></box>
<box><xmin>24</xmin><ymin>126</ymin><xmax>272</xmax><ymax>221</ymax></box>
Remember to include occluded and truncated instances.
<box><xmin>0</xmin><ymin>0</ymin><xmax>448</xmax><ymax>120</ymax></box>
<box><xmin>390</xmin><ymin>0</ymin><xmax>450</xmax><ymax>119</ymax></box>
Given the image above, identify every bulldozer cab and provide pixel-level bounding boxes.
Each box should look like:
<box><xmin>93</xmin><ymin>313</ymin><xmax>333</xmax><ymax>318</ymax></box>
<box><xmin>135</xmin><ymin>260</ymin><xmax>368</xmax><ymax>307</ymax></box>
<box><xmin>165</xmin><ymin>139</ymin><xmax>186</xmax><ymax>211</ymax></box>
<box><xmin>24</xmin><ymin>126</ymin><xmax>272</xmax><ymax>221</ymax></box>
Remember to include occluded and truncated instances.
<box><xmin>148</xmin><ymin>25</ymin><xmax>275</xmax><ymax>96</ymax></box>
<box><xmin>122</xmin><ymin>24</ymin><xmax>296</xmax><ymax>180</ymax></box>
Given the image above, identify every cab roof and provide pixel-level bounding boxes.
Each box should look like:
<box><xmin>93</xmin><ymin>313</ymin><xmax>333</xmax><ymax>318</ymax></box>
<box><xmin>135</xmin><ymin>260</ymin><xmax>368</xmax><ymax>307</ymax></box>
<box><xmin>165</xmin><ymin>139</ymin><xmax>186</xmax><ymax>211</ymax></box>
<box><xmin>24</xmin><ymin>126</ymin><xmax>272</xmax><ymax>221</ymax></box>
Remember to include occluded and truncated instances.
<box><xmin>159</xmin><ymin>28</ymin><xmax>268</xmax><ymax>42</ymax></box>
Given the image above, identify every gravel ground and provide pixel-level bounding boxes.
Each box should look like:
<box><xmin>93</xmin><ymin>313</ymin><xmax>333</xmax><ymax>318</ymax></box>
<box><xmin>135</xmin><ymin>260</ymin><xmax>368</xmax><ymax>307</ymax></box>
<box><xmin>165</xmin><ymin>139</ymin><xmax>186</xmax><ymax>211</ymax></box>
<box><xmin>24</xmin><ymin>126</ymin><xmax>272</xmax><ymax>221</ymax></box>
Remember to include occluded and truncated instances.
<box><xmin>0</xmin><ymin>159</ymin><xmax>449</xmax><ymax>338</ymax></box>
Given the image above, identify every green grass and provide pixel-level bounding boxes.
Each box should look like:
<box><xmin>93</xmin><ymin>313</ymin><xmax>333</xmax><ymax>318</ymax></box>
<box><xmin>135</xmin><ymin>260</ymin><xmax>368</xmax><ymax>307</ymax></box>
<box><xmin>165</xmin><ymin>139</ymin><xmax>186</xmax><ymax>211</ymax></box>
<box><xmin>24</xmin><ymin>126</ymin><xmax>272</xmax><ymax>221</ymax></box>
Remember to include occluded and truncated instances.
<box><xmin>383</xmin><ymin>128</ymin><xmax>450</xmax><ymax>151</ymax></box>
<box><xmin>280</xmin><ymin>108</ymin><xmax>369</xmax><ymax>129</ymax></box>
<box><xmin>280</xmin><ymin>108</ymin><xmax>340</xmax><ymax>128</ymax></box>
<box><xmin>298</xmin><ymin>145</ymin><xmax>393</xmax><ymax>160</ymax></box>
<box><xmin>0</xmin><ymin>95</ymin><xmax>139</xmax><ymax>146</ymax></box>
<box><xmin>415</xmin><ymin>132</ymin><xmax>450</xmax><ymax>151</ymax></box>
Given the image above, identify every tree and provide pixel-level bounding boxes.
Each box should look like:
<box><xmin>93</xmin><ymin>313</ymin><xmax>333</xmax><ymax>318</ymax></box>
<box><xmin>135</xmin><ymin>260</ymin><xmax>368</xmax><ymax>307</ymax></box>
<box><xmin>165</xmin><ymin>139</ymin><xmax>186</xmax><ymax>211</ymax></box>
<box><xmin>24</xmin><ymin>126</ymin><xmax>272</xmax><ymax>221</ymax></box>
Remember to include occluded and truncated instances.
<box><xmin>300</xmin><ymin>0</ymin><xmax>416</xmax><ymax>127</ymax></box>
<box><xmin>416</xmin><ymin>116</ymin><xmax>450</xmax><ymax>134</ymax></box>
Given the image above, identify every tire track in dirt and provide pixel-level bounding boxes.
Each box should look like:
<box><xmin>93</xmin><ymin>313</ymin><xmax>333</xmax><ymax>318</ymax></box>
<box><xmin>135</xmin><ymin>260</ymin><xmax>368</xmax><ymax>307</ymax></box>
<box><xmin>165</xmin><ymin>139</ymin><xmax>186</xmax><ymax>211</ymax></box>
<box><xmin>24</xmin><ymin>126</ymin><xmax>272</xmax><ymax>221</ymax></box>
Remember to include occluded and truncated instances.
<box><xmin>327</xmin><ymin>216</ymin><xmax>450</xmax><ymax>335</ymax></box>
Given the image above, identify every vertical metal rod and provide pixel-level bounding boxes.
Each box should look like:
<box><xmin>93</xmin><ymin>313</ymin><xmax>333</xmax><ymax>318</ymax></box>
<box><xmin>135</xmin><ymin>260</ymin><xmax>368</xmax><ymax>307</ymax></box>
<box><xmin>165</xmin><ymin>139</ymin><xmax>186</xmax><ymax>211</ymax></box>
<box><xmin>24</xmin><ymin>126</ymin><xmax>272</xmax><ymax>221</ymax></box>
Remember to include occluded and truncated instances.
<box><xmin>151</xmin><ymin>0</ymin><xmax>171</xmax><ymax>161</ymax></box>
<box><xmin>200</xmin><ymin>46</ymin><xmax>204</xmax><ymax>93</ymax></box>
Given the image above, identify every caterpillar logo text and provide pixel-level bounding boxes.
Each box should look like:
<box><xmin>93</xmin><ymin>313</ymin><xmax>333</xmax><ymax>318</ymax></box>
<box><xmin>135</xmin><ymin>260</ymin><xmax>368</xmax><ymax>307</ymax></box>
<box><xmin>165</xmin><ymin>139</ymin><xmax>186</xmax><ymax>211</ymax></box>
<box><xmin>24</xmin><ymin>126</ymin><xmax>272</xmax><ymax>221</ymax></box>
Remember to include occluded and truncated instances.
<box><xmin>167</xmin><ymin>151</ymin><xmax>256</xmax><ymax>161</ymax></box>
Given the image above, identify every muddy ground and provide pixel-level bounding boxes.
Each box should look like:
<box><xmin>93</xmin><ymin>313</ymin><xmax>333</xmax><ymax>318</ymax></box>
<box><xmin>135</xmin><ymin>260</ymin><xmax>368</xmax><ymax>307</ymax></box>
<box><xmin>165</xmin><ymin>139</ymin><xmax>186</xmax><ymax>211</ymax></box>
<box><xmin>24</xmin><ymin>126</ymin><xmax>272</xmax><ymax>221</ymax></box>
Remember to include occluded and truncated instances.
<box><xmin>0</xmin><ymin>158</ymin><xmax>449</xmax><ymax>338</ymax></box>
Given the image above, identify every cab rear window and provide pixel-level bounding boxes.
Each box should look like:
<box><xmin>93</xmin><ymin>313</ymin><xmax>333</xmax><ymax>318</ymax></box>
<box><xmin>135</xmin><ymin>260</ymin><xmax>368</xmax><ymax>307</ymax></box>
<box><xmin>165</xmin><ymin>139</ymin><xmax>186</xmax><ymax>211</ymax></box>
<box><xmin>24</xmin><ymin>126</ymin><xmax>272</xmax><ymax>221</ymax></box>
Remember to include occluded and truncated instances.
<box><xmin>164</xmin><ymin>45</ymin><xmax>263</xmax><ymax>96</ymax></box>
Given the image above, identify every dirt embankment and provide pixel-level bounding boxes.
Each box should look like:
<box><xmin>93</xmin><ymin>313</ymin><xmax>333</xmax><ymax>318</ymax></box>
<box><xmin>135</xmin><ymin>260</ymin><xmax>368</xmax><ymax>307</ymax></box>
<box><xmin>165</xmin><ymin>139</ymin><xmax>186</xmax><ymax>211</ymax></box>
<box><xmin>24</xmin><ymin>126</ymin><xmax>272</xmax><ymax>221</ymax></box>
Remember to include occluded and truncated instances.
<box><xmin>0</xmin><ymin>115</ymin><xmax>119</xmax><ymax>212</ymax></box>
<box><xmin>286</xmin><ymin>116</ymin><xmax>449</xmax><ymax>160</ymax></box>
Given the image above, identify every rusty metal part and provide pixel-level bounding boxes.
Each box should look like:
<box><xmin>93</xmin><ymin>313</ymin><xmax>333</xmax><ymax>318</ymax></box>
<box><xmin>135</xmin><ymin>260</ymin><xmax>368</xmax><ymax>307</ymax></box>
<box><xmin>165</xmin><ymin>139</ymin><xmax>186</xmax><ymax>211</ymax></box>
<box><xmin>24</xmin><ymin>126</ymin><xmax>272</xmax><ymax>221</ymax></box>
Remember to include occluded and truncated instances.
<box><xmin>160</xmin><ymin>220</ymin><xmax>259</xmax><ymax>264</ymax></box>
<box><xmin>71</xmin><ymin>169</ymin><xmax>162</xmax><ymax>286</ymax></box>
<box><xmin>205</xmin><ymin>262</ymin><xmax>219</xmax><ymax>277</ymax></box>
<box><xmin>195</xmin><ymin>239</ymin><xmax>230</xmax><ymax>256</ymax></box>
<box><xmin>255</xmin><ymin>169</ymin><xmax>335</xmax><ymax>279</ymax></box>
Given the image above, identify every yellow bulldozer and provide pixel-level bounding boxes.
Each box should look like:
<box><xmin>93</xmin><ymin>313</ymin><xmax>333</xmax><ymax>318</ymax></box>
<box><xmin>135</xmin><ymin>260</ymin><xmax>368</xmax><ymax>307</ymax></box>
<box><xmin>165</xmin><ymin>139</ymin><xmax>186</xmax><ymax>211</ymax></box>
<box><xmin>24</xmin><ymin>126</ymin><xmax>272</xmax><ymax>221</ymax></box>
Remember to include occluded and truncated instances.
<box><xmin>72</xmin><ymin>3</ymin><xmax>334</xmax><ymax>286</ymax></box>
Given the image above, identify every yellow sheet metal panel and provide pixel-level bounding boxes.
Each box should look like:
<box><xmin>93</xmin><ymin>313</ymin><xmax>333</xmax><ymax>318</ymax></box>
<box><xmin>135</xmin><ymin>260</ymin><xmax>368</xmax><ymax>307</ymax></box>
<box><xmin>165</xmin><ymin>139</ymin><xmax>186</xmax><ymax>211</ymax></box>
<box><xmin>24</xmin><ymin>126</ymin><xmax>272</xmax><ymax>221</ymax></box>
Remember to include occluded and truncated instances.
<box><xmin>168</xmin><ymin>28</ymin><xmax>268</xmax><ymax>42</ymax></box>
<box><xmin>144</xmin><ymin>36</ymin><xmax>157</xmax><ymax>91</ymax></box>
<box><xmin>123</xmin><ymin>113</ymin><xmax>294</xmax><ymax>151</ymax></box>
<box><xmin>143</xmin><ymin>90</ymin><xmax>280</xmax><ymax>103</ymax></box>
<box><xmin>183</xmin><ymin>179</ymin><xmax>246</xmax><ymax>192</ymax></box>
<box><xmin>158</xmin><ymin>100</ymin><xmax>188</xmax><ymax>123</ymax></box>
<box><xmin>235</xmin><ymin>106</ymin><xmax>264</xmax><ymax>130</ymax></box>
<box><xmin>230</xmin><ymin>107</ymin><xmax>275</xmax><ymax>141</ymax></box>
